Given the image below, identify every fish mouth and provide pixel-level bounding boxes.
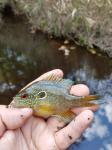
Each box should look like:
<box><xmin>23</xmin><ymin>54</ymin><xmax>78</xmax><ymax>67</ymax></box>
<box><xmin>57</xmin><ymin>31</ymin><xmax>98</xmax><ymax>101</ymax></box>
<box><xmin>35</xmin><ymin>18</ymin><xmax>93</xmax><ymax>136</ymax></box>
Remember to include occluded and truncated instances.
<box><xmin>9</xmin><ymin>98</ymin><xmax>27</xmax><ymax>108</ymax></box>
<box><xmin>8</xmin><ymin>100</ymin><xmax>16</xmax><ymax>108</ymax></box>
<box><xmin>9</xmin><ymin>102</ymin><xmax>29</xmax><ymax>108</ymax></box>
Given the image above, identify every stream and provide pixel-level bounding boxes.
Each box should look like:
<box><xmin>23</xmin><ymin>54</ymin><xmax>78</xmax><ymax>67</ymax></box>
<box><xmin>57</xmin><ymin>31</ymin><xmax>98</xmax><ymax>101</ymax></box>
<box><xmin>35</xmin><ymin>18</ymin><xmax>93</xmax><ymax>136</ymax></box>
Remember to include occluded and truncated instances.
<box><xmin>0</xmin><ymin>14</ymin><xmax>112</xmax><ymax>150</ymax></box>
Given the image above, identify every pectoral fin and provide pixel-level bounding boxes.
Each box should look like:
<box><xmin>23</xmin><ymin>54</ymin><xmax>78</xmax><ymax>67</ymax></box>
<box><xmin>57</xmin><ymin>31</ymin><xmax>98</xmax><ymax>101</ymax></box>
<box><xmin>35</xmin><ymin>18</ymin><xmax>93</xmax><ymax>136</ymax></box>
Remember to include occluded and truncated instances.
<box><xmin>33</xmin><ymin>104</ymin><xmax>56</xmax><ymax>118</ymax></box>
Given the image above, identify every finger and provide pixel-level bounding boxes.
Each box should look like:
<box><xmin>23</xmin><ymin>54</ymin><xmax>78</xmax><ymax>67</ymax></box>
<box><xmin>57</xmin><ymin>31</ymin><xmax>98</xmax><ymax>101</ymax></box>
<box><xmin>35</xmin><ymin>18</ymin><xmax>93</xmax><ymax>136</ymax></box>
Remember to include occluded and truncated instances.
<box><xmin>55</xmin><ymin>110</ymin><xmax>93</xmax><ymax>149</ymax></box>
<box><xmin>0</xmin><ymin>106</ymin><xmax>10</xmax><ymax>137</ymax></box>
<box><xmin>0</xmin><ymin>106</ymin><xmax>32</xmax><ymax>133</ymax></box>
<box><xmin>70</xmin><ymin>84</ymin><xmax>90</xmax><ymax>96</ymax></box>
<box><xmin>0</xmin><ymin>129</ymin><xmax>29</xmax><ymax>150</ymax></box>
<box><xmin>0</xmin><ymin>130</ymin><xmax>16</xmax><ymax>149</ymax></box>
<box><xmin>0</xmin><ymin>105</ymin><xmax>8</xmax><ymax>108</ymax></box>
<box><xmin>20</xmin><ymin>69</ymin><xmax>63</xmax><ymax>92</ymax></box>
<box><xmin>0</xmin><ymin>116</ymin><xmax>6</xmax><ymax>137</ymax></box>
<box><xmin>70</xmin><ymin>84</ymin><xmax>99</xmax><ymax>114</ymax></box>
<box><xmin>47</xmin><ymin>116</ymin><xmax>65</xmax><ymax>132</ymax></box>
<box><xmin>71</xmin><ymin>105</ymin><xmax>99</xmax><ymax>115</ymax></box>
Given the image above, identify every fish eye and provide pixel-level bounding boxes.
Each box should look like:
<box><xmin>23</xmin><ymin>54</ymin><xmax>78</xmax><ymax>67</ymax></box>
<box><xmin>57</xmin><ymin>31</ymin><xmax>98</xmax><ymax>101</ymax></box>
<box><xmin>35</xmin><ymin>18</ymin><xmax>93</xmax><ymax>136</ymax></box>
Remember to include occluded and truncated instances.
<box><xmin>21</xmin><ymin>93</ymin><xmax>28</xmax><ymax>99</ymax></box>
<box><xmin>38</xmin><ymin>91</ymin><xmax>47</xmax><ymax>99</ymax></box>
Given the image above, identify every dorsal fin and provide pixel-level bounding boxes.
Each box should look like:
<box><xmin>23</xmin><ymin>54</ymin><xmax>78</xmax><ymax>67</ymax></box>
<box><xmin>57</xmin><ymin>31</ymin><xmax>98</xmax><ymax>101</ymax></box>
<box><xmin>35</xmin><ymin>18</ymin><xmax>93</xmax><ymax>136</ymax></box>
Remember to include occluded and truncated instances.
<box><xmin>59</xmin><ymin>79</ymin><xmax>74</xmax><ymax>90</ymax></box>
<box><xmin>45</xmin><ymin>73</ymin><xmax>62</xmax><ymax>82</ymax></box>
<box><xmin>19</xmin><ymin>73</ymin><xmax>63</xmax><ymax>93</ymax></box>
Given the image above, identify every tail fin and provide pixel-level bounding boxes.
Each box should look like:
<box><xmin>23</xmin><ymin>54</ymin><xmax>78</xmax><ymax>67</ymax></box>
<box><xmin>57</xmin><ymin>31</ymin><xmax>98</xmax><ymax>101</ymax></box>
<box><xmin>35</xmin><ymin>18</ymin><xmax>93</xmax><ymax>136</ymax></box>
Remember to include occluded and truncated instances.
<box><xmin>83</xmin><ymin>95</ymin><xmax>100</xmax><ymax>101</ymax></box>
<box><xmin>78</xmin><ymin>95</ymin><xmax>107</xmax><ymax>107</ymax></box>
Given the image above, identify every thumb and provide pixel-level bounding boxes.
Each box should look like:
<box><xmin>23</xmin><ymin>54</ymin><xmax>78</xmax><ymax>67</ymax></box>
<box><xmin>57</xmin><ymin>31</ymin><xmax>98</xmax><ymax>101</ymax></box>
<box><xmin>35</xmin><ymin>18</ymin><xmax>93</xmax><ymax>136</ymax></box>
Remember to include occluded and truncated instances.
<box><xmin>0</xmin><ymin>106</ymin><xmax>32</xmax><ymax>136</ymax></box>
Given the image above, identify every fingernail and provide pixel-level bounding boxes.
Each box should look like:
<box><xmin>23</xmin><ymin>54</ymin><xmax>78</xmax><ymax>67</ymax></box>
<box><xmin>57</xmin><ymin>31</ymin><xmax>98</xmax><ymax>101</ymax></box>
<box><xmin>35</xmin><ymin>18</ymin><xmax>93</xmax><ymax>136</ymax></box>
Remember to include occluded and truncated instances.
<box><xmin>70</xmin><ymin>84</ymin><xmax>90</xmax><ymax>96</ymax></box>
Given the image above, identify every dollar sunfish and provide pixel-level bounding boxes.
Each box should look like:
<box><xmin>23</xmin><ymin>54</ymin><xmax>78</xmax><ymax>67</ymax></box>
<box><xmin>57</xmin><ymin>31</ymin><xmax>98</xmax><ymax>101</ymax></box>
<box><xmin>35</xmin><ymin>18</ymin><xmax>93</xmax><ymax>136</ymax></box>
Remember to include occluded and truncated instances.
<box><xmin>10</xmin><ymin>74</ymin><xmax>99</xmax><ymax>123</ymax></box>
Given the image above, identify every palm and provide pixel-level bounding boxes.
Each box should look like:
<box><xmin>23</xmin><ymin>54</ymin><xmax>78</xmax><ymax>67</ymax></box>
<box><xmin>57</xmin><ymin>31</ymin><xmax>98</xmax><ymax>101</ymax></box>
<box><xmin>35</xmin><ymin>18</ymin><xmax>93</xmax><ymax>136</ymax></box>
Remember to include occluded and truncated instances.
<box><xmin>20</xmin><ymin>116</ymin><xmax>59</xmax><ymax>150</ymax></box>
<box><xmin>0</xmin><ymin>111</ymin><xmax>93</xmax><ymax>150</ymax></box>
<box><xmin>11</xmin><ymin>117</ymin><xmax>59</xmax><ymax>150</ymax></box>
<box><xmin>0</xmin><ymin>116</ymin><xmax>56</xmax><ymax>150</ymax></box>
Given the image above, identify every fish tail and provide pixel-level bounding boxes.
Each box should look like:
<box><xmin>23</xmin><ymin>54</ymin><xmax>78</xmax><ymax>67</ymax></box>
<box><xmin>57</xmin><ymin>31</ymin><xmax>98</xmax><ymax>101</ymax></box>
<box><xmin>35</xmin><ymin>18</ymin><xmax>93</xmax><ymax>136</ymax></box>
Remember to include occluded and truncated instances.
<box><xmin>77</xmin><ymin>102</ymin><xmax>98</xmax><ymax>107</ymax></box>
<box><xmin>72</xmin><ymin>95</ymin><xmax>107</xmax><ymax>108</ymax></box>
<box><xmin>83</xmin><ymin>95</ymin><xmax>100</xmax><ymax>101</ymax></box>
<box><xmin>76</xmin><ymin>98</ymin><xmax>107</xmax><ymax>107</ymax></box>
<box><xmin>69</xmin><ymin>95</ymin><xmax>100</xmax><ymax>108</ymax></box>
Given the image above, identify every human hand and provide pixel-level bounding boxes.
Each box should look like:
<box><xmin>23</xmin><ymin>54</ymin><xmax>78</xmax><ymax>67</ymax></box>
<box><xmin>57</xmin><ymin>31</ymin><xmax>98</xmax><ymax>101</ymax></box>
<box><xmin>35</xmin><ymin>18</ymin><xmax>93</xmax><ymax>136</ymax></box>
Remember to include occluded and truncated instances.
<box><xmin>0</xmin><ymin>69</ymin><xmax>97</xmax><ymax>150</ymax></box>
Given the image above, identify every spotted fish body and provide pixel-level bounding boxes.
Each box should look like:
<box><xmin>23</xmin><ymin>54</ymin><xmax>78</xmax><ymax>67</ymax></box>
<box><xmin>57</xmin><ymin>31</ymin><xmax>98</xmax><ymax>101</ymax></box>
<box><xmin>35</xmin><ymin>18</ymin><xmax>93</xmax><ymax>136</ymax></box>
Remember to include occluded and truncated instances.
<box><xmin>11</xmin><ymin>74</ymin><xmax>99</xmax><ymax>123</ymax></box>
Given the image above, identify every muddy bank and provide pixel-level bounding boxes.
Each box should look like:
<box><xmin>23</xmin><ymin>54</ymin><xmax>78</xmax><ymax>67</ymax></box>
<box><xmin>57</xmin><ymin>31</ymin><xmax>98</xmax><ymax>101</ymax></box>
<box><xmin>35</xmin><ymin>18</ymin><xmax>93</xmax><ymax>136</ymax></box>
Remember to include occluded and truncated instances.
<box><xmin>0</xmin><ymin>0</ymin><xmax>112</xmax><ymax>57</ymax></box>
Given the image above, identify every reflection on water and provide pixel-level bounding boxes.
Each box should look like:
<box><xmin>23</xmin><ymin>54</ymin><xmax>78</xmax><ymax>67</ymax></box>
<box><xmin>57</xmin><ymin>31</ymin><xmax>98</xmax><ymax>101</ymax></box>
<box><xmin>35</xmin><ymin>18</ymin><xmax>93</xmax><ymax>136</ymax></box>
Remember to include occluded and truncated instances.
<box><xmin>0</xmin><ymin>14</ymin><xmax>112</xmax><ymax>150</ymax></box>
<box><xmin>68</xmin><ymin>70</ymin><xmax>112</xmax><ymax>150</ymax></box>
<box><xmin>70</xmin><ymin>103</ymin><xmax>112</xmax><ymax>150</ymax></box>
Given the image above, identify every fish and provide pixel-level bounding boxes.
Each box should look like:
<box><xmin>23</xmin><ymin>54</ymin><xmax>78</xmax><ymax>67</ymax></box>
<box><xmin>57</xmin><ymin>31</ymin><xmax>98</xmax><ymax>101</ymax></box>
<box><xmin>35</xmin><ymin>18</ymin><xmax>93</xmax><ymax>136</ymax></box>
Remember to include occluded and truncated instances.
<box><xmin>10</xmin><ymin>73</ymin><xmax>99</xmax><ymax>123</ymax></box>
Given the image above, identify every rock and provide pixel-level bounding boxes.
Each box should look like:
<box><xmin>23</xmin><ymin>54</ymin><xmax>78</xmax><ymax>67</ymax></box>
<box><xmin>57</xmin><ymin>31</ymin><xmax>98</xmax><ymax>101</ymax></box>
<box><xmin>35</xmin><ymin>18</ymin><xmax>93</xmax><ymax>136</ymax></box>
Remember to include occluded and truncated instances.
<box><xmin>64</xmin><ymin>40</ymin><xmax>69</xmax><ymax>44</ymax></box>
<box><xmin>58</xmin><ymin>45</ymin><xmax>70</xmax><ymax>56</ymax></box>
<box><xmin>97</xmin><ymin>53</ymin><xmax>102</xmax><ymax>57</ymax></box>
<box><xmin>70</xmin><ymin>46</ymin><xmax>76</xmax><ymax>50</ymax></box>
<box><xmin>64</xmin><ymin>49</ymin><xmax>70</xmax><ymax>56</ymax></box>
<box><xmin>58</xmin><ymin>45</ymin><xmax>67</xmax><ymax>51</ymax></box>
<box><xmin>88</xmin><ymin>49</ymin><xmax>96</xmax><ymax>55</ymax></box>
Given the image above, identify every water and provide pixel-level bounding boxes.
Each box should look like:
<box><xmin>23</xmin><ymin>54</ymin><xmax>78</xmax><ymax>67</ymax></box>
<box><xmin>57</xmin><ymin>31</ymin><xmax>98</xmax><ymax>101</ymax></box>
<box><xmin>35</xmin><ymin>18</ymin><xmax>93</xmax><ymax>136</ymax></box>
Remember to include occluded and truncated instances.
<box><xmin>0</xmin><ymin>14</ymin><xmax>112</xmax><ymax>150</ymax></box>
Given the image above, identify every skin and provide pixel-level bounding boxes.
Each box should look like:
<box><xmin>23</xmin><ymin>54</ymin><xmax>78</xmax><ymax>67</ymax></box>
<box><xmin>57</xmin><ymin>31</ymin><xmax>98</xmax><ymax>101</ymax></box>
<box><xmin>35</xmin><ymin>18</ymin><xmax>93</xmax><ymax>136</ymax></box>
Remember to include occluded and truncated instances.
<box><xmin>0</xmin><ymin>69</ymin><xmax>98</xmax><ymax>150</ymax></box>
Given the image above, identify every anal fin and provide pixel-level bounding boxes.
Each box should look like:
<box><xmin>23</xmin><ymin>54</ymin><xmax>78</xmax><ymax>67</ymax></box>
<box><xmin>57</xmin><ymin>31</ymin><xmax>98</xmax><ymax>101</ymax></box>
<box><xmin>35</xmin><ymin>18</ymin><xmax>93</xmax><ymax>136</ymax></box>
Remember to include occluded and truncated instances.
<box><xmin>52</xmin><ymin>110</ymin><xmax>75</xmax><ymax>123</ymax></box>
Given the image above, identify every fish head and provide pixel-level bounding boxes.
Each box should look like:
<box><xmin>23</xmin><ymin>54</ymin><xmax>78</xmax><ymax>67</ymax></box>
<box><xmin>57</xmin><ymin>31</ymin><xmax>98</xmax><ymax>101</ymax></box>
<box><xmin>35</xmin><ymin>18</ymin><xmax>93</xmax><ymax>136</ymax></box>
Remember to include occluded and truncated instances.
<box><xmin>12</xmin><ymin>88</ymin><xmax>50</xmax><ymax>108</ymax></box>
<box><xmin>11</xmin><ymin>73</ymin><xmax>74</xmax><ymax>111</ymax></box>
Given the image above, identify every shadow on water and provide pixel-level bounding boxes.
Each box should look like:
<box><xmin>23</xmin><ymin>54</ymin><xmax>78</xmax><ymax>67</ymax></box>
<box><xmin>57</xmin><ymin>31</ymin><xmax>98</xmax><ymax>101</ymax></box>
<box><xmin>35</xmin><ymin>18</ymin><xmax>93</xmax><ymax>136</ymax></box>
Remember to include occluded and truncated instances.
<box><xmin>0</xmin><ymin>13</ymin><xmax>112</xmax><ymax>150</ymax></box>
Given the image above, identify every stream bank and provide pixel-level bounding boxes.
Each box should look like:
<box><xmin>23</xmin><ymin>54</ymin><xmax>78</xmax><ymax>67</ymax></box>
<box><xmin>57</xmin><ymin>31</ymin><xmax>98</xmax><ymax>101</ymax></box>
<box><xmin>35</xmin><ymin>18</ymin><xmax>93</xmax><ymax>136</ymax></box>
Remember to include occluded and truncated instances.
<box><xmin>0</xmin><ymin>0</ymin><xmax>112</xmax><ymax>57</ymax></box>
